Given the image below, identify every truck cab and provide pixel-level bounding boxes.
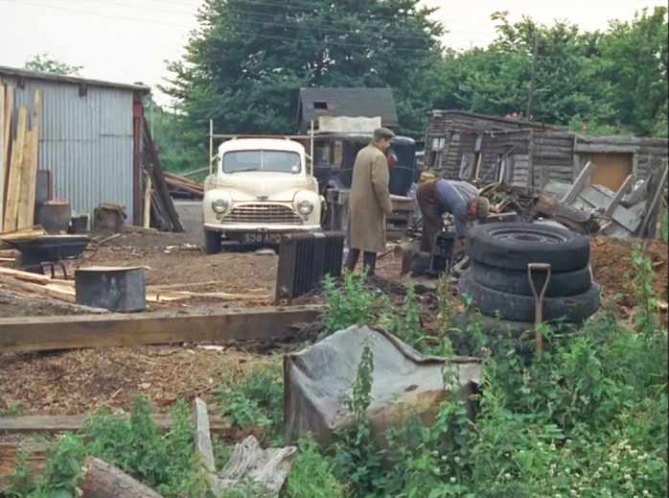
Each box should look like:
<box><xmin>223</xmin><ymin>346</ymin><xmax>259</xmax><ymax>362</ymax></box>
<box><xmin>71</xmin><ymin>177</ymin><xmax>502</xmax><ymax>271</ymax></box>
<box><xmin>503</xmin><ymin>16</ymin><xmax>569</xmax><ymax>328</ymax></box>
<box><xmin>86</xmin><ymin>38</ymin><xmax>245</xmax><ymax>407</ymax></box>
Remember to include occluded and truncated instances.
<box><xmin>202</xmin><ymin>138</ymin><xmax>322</xmax><ymax>254</ymax></box>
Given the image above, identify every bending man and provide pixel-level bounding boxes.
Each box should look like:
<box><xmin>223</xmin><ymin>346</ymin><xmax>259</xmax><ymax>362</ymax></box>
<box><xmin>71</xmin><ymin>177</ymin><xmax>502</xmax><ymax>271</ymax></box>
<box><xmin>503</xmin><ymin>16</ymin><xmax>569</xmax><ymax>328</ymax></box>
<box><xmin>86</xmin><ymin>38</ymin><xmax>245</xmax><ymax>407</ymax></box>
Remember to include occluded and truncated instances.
<box><xmin>345</xmin><ymin>127</ymin><xmax>395</xmax><ymax>276</ymax></box>
<box><xmin>416</xmin><ymin>178</ymin><xmax>489</xmax><ymax>253</ymax></box>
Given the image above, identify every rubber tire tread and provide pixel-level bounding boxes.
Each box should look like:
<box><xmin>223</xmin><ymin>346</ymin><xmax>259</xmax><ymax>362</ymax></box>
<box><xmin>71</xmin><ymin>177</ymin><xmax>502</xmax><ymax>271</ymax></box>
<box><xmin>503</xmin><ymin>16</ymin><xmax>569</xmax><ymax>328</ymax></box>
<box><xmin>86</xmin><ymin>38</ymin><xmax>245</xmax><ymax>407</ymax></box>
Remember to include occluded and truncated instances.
<box><xmin>467</xmin><ymin>222</ymin><xmax>590</xmax><ymax>272</ymax></box>
<box><xmin>203</xmin><ymin>229</ymin><xmax>222</xmax><ymax>255</ymax></box>
<box><xmin>470</xmin><ymin>261</ymin><xmax>592</xmax><ymax>297</ymax></box>
<box><xmin>459</xmin><ymin>270</ymin><xmax>600</xmax><ymax>323</ymax></box>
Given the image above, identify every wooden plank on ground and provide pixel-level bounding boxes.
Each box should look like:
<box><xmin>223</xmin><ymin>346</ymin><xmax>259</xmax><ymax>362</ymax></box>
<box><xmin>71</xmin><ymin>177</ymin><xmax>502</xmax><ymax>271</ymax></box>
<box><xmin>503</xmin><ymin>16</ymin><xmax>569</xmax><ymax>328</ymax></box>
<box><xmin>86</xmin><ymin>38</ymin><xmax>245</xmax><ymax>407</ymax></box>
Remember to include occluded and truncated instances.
<box><xmin>0</xmin><ymin>413</ymin><xmax>230</xmax><ymax>434</ymax></box>
<box><xmin>3</xmin><ymin>106</ymin><xmax>27</xmax><ymax>232</ymax></box>
<box><xmin>17</xmin><ymin>89</ymin><xmax>41</xmax><ymax>229</ymax></box>
<box><xmin>0</xmin><ymin>305</ymin><xmax>322</xmax><ymax>353</ymax></box>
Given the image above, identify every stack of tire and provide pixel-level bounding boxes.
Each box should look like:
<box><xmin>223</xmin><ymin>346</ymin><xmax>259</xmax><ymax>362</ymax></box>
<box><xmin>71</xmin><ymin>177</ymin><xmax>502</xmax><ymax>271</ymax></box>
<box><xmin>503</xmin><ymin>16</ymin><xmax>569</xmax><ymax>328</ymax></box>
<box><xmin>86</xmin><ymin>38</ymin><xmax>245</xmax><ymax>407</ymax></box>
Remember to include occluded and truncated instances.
<box><xmin>459</xmin><ymin>223</ymin><xmax>600</xmax><ymax>325</ymax></box>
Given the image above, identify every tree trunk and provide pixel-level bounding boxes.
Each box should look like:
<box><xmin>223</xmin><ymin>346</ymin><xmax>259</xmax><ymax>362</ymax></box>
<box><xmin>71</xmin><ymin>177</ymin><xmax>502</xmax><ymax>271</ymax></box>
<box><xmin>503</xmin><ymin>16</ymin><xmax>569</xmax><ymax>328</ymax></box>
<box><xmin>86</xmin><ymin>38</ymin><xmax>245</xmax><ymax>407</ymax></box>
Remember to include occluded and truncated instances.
<box><xmin>78</xmin><ymin>457</ymin><xmax>164</xmax><ymax>498</ymax></box>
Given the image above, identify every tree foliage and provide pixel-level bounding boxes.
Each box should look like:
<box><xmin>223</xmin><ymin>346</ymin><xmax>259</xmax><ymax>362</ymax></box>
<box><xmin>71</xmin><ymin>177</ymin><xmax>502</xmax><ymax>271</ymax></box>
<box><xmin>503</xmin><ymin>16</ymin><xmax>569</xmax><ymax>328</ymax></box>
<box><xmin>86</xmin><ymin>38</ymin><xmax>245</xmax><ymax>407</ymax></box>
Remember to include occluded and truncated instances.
<box><xmin>24</xmin><ymin>53</ymin><xmax>82</xmax><ymax>76</ymax></box>
<box><xmin>158</xmin><ymin>4</ymin><xmax>667</xmax><ymax>172</ymax></box>
<box><xmin>164</xmin><ymin>0</ymin><xmax>442</xmax><ymax>137</ymax></box>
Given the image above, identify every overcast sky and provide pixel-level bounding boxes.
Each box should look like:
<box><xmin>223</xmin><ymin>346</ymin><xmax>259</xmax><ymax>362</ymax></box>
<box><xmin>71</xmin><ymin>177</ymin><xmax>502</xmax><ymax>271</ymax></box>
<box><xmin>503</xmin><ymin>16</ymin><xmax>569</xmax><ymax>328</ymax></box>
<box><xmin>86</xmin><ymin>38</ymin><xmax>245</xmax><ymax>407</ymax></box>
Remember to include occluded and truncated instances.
<box><xmin>0</xmin><ymin>0</ymin><xmax>665</xmax><ymax>105</ymax></box>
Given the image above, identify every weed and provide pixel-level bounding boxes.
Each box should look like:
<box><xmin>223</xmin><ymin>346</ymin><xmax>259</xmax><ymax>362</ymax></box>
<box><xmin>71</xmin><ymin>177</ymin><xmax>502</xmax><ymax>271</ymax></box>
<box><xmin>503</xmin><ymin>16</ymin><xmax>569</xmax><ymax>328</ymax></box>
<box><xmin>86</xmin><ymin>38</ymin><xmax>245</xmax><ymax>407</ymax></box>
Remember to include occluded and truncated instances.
<box><xmin>629</xmin><ymin>242</ymin><xmax>661</xmax><ymax>332</ymax></box>
<box><xmin>323</xmin><ymin>272</ymin><xmax>378</xmax><ymax>334</ymax></box>
<box><xmin>0</xmin><ymin>401</ymin><xmax>24</xmax><ymax>416</ymax></box>
<box><xmin>217</xmin><ymin>362</ymin><xmax>284</xmax><ymax>444</ymax></box>
<box><xmin>285</xmin><ymin>437</ymin><xmax>347</xmax><ymax>498</ymax></box>
<box><xmin>333</xmin><ymin>341</ymin><xmax>384</xmax><ymax>496</ymax></box>
<box><xmin>379</xmin><ymin>284</ymin><xmax>428</xmax><ymax>352</ymax></box>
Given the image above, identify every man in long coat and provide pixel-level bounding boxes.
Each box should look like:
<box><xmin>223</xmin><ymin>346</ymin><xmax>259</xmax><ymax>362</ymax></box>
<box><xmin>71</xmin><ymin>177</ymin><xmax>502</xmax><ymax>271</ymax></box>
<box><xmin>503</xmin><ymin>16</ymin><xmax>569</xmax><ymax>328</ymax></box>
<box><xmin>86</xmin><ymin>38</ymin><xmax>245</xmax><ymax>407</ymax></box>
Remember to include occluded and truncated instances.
<box><xmin>345</xmin><ymin>127</ymin><xmax>395</xmax><ymax>276</ymax></box>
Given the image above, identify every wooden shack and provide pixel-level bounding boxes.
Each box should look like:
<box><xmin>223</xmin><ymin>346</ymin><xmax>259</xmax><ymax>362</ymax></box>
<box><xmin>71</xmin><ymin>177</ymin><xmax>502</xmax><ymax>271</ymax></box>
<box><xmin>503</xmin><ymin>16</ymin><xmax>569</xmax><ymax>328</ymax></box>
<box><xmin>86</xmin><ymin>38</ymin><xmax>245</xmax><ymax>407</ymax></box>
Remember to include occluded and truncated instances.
<box><xmin>425</xmin><ymin>110</ymin><xmax>668</xmax><ymax>192</ymax></box>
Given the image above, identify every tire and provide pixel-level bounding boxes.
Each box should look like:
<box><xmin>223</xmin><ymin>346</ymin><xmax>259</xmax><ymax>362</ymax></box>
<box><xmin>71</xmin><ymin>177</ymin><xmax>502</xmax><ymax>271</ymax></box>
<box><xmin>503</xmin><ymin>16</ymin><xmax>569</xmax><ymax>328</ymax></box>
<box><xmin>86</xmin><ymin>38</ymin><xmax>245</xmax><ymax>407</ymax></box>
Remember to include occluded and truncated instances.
<box><xmin>467</xmin><ymin>222</ymin><xmax>590</xmax><ymax>272</ymax></box>
<box><xmin>459</xmin><ymin>270</ymin><xmax>600</xmax><ymax>323</ymax></box>
<box><xmin>470</xmin><ymin>261</ymin><xmax>592</xmax><ymax>298</ymax></box>
<box><xmin>203</xmin><ymin>229</ymin><xmax>222</xmax><ymax>255</ymax></box>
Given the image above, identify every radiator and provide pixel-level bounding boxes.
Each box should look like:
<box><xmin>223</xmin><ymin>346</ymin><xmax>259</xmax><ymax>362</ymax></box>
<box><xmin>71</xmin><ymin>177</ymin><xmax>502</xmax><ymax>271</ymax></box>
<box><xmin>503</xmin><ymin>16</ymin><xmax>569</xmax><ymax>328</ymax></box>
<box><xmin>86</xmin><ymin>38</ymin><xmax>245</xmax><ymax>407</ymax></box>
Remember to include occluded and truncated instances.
<box><xmin>275</xmin><ymin>232</ymin><xmax>345</xmax><ymax>301</ymax></box>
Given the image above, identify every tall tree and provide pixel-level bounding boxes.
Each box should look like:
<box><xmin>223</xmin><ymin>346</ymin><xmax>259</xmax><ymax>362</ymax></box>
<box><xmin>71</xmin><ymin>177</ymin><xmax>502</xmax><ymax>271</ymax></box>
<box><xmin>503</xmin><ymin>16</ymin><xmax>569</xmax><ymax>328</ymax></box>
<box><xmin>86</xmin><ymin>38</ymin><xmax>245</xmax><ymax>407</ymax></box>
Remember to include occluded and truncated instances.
<box><xmin>164</xmin><ymin>0</ymin><xmax>442</xmax><ymax>137</ymax></box>
<box><xmin>596</xmin><ymin>7</ymin><xmax>668</xmax><ymax>136</ymax></box>
<box><xmin>24</xmin><ymin>53</ymin><xmax>82</xmax><ymax>76</ymax></box>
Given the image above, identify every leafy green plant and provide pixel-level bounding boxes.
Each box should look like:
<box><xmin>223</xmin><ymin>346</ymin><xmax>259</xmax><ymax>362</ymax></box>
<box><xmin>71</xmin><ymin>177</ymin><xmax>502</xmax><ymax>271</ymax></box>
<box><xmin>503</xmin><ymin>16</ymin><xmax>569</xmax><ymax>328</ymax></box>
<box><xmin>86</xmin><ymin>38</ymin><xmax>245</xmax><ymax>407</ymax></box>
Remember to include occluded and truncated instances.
<box><xmin>217</xmin><ymin>363</ymin><xmax>284</xmax><ymax>443</ymax></box>
<box><xmin>285</xmin><ymin>437</ymin><xmax>347</xmax><ymax>498</ymax></box>
<box><xmin>333</xmin><ymin>342</ymin><xmax>384</xmax><ymax>496</ymax></box>
<box><xmin>322</xmin><ymin>272</ymin><xmax>379</xmax><ymax>334</ymax></box>
<box><xmin>379</xmin><ymin>284</ymin><xmax>428</xmax><ymax>352</ymax></box>
<box><xmin>629</xmin><ymin>243</ymin><xmax>661</xmax><ymax>332</ymax></box>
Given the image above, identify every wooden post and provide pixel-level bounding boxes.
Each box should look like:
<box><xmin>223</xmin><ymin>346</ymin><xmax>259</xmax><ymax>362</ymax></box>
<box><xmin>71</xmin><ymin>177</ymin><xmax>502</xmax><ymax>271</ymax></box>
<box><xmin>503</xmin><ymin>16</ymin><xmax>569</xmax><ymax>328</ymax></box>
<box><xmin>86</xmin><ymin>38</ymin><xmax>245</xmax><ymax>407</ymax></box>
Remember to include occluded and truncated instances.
<box><xmin>2</xmin><ymin>86</ymin><xmax>13</xmax><ymax>211</ymax></box>
<box><xmin>79</xmin><ymin>457</ymin><xmax>165</xmax><ymax>498</ymax></box>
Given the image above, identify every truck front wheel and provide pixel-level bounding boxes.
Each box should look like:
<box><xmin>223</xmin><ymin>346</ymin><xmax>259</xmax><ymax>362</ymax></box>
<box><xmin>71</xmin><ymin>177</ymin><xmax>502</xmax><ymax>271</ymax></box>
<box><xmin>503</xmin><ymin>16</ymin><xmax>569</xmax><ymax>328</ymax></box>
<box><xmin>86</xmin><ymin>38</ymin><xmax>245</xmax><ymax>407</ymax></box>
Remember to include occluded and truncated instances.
<box><xmin>203</xmin><ymin>229</ymin><xmax>222</xmax><ymax>255</ymax></box>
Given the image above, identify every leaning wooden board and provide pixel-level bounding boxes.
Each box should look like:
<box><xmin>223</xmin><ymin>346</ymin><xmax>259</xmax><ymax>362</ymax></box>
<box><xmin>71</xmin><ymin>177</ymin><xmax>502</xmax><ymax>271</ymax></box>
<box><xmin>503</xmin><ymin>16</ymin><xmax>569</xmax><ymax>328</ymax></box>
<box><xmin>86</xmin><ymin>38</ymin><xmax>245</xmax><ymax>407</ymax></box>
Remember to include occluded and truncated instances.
<box><xmin>0</xmin><ymin>305</ymin><xmax>322</xmax><ymax>353</ymax></box>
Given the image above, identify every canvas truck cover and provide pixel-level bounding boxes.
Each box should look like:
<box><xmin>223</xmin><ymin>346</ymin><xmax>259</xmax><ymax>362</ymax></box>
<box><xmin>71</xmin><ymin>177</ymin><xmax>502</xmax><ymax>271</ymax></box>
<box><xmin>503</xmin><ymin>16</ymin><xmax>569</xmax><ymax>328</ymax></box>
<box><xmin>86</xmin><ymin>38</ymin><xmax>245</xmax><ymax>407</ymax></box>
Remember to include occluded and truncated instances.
<box><xmin>284</xmin><ymin>325</ymin><xmax>482</xmax><ymax>446</ymax></box>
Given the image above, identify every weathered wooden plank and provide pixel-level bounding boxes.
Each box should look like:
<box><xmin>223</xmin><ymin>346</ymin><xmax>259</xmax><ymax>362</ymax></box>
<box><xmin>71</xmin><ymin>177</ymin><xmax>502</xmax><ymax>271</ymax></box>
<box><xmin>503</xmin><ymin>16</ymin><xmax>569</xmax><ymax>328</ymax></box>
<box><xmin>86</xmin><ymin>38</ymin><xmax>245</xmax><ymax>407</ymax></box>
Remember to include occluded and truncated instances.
<box><xmin>562</xmin><ymin>160</ymin><xmax>594</xmax><ymax>204</ymax></box>
<box><xmin>79</xmin><ymin>457</ymin><xmax>166</xmax><ymax>498</ymax></box>
<box><xmin>0</xmin><ymin>305</ymin><xmax>322</xmax><ymax>353</ymax></box>
<box><xmin>3</xmin><ymin>106</ymin><xmax>27</xmax><ymax>232</ymax></box>
<box><xmin>0</xmin><ymin>413</ymin><xmax>230</xmax><ymax>434</ymax></box>
<box><xmin>194</xmin><ymin>398</ymin><xmax>216</xmax><ymax>473</ymax></box>
<box><xmin>0</xmin><ymin>85</ymin><xmax>5</xmax><ymax>228</ymax></box>
<box><xmin>17</xmin><ymin>89</ymin><xmax>41</xmax><ymax>230</ymax></box>
<box><xmin>1</xmin><ymin>85</ymin><xmax>13</xmax><ymax>227</ymax></box>
<box><xmin>604</xmin><ymin>174</ymin><xmax>633</xmax><ymax>217</ymax></box>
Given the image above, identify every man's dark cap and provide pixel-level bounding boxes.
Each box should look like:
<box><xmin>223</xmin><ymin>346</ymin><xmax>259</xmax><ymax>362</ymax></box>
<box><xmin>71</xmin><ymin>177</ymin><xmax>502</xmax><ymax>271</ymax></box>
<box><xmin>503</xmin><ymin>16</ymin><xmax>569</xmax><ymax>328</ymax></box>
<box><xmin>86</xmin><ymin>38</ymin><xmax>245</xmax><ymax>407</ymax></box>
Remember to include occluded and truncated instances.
<box><xmin>373</xmin><ymin>127</ymin><xmax>396</xmax><ymax>140</ymax></box>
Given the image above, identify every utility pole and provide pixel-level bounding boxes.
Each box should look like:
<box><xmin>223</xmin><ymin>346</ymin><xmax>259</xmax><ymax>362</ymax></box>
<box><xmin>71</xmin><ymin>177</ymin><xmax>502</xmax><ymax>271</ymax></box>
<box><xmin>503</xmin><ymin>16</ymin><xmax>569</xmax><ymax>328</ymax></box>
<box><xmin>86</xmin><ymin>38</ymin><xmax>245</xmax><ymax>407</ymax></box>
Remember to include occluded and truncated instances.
<box><xmin>527</xmin><ymin>34</ymin><xmax>539</xmax><ymax>119</ymax></box>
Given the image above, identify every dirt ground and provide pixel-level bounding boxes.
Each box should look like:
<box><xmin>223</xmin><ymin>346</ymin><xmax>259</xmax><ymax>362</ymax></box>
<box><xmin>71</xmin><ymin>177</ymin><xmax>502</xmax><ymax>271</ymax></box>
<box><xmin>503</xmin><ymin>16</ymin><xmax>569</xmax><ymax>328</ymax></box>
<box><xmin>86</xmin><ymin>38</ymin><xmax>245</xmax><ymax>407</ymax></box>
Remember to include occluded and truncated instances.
<box><xmin>0</xmin><ymin>212</ymin><xmax>667</xmax><ymax>417</ymax></box>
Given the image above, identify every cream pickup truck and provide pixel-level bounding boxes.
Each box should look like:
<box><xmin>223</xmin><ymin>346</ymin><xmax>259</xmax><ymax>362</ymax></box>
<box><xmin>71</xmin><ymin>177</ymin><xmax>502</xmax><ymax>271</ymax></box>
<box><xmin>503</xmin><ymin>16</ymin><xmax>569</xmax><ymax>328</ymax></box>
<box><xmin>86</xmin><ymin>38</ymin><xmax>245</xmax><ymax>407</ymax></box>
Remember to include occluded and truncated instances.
<box><xmin>202</xmin><ymin>138</ymin><xmax>323</xmax><ymax>254</ymax></box>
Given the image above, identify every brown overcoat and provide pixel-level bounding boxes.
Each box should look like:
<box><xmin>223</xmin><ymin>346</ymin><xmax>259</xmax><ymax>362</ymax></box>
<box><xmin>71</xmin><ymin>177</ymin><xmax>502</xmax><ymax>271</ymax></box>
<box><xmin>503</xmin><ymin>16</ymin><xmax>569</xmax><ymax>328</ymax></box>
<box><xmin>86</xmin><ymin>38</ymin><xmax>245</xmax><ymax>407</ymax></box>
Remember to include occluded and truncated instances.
<box><xmin>349</xmin><ymin>144</ymin><xmax>393</xmax><ymax>253</ymax></box>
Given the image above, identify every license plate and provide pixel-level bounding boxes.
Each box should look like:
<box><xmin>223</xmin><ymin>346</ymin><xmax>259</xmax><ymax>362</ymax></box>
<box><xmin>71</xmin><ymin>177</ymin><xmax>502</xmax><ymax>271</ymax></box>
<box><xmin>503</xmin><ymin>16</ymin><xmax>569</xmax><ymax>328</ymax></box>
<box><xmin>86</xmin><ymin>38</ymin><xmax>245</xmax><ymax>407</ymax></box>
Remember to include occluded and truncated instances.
<box><xmin>243</xmin><ymin>232</ymin><xmax>281</xmax><ymax>245</ymax></box>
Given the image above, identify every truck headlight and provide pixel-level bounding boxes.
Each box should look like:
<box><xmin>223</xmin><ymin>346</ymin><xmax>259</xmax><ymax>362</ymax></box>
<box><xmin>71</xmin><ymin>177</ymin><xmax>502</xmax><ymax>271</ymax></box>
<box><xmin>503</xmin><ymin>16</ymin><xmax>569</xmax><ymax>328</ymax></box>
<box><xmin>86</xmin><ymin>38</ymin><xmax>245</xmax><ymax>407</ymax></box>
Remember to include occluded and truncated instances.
<box><xmin>297</xmin><ymin>200</ymin><xmax>314</xmax><ymax>216</ymax></box>
<box><xmin>212</xmin><ymin>197</ymin><xmax>230</xmax><ymax>214</ymax></box>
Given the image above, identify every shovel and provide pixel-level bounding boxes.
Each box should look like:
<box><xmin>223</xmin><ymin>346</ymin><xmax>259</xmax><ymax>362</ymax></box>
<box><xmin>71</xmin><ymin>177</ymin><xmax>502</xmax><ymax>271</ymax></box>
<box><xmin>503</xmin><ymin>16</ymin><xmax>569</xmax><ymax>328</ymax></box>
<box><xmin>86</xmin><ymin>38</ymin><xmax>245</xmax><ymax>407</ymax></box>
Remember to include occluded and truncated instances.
<box><xmin>527</xmin><ymin>263</ymin><xmax>552</xmax><ymax>355</ymax></box>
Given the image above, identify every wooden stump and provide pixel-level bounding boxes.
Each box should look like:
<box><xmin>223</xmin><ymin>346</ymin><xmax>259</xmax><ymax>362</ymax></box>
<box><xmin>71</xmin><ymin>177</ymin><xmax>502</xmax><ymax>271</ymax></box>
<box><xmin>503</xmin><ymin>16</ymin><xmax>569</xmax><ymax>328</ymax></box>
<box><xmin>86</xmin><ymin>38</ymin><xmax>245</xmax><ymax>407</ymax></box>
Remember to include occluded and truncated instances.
<box><xmin>78</xmin><ymin>457</ymin><xmax>164</xmax><ymax>498</ymax></box>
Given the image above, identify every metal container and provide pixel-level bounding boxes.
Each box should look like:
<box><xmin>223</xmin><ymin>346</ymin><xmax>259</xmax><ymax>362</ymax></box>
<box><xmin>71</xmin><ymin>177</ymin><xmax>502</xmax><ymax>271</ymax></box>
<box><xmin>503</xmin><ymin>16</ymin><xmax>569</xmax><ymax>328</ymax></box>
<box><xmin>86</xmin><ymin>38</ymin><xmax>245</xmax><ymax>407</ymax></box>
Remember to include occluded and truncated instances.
<box><xmin>36</xmin><ymin>200</ymin><xmax>71</xmax><ymax>233</ymax></box>
<box><xmin>75</xmin><ymin>266</ymin><xmax>146</xmax><ymax>312</ymax></box>
<box><xmin>35</xmin><ymin>170</ymin><xmax>53</xmax><ymax>205</ymax></box>
<box><xmin>68</xmin><ymin>215</ymin><xmax>89</xmax><ymax>234</ymax></box>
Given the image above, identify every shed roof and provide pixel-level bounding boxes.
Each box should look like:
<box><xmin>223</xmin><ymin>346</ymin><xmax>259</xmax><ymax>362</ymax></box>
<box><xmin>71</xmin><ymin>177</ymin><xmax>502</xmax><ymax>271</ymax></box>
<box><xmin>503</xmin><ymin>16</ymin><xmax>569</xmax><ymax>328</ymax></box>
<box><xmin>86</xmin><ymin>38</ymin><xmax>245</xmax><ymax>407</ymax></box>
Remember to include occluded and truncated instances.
<box><xmin>297</xmin><ymin>87</ymin><xmax>399</xmax><ymax>127</ymax></box>
<box><xmin>0</xmin><ymin>65</ymin><xmax>150</xmax><ymax>93</ymax></box>
<box><xmin>430</xmin><ymin>109</ymin><xmax>557</xmax><ymax>130</ymax></box>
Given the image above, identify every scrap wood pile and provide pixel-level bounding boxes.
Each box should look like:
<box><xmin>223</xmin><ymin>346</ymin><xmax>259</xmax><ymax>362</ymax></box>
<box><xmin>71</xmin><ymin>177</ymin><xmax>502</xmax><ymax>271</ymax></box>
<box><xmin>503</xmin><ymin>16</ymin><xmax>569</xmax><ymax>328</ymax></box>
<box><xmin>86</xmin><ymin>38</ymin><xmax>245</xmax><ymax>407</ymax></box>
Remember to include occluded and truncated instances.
<box><xmin>478</xmin><ymin>165</ymin><xmax>668</xmax><ymax>239</ymax></box>
<box><xmin>142</xmin><ymin>118</ymin><xmax>184</xmax><ymax>232</ymax></box>
<box><xmin>0</xmin><ymin>84</ymin><xmax>42</xmax><ymax>233</ymax></box>
<box><xmin>164</xmin><ymin>171</ymin><xmax>204</xmax><ymax>199</ymax></box>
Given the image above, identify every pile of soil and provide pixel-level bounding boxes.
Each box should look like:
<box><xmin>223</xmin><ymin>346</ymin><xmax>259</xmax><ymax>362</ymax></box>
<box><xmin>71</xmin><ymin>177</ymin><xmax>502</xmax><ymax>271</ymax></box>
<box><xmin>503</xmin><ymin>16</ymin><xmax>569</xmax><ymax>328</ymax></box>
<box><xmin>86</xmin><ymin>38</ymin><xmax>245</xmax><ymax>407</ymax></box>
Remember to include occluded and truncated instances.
<box><xmin>590</xmin><ymin>237</ymin><xmax>668</xmax><ymax>306</ymax></box>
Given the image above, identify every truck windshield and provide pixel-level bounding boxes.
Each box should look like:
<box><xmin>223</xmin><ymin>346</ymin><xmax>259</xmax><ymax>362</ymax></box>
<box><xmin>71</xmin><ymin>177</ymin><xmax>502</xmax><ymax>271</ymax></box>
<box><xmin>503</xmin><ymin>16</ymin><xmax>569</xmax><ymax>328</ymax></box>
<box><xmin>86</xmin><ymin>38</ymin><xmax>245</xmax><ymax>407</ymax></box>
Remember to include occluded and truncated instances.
<box><xmin>222</xmin><ymin>150</ymin><xmax>301</xmax><ymax>174</ymax></box>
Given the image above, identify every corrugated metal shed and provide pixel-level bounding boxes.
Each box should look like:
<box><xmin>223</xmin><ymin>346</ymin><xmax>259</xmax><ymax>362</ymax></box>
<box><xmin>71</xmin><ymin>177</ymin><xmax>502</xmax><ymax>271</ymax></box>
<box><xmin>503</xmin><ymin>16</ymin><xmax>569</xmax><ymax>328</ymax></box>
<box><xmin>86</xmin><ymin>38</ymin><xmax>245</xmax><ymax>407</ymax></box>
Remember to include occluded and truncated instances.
<box><xmin>0</xmin><ymin>66</ymin><xmax>149</xmax><ymax>222</ymax></box>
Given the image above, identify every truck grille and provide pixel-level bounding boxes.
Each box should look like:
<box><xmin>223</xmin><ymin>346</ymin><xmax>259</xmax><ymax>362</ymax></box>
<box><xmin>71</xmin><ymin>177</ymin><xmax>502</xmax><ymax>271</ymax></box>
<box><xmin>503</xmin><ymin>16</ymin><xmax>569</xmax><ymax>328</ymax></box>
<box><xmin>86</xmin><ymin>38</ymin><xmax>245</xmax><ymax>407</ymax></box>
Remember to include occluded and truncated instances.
<box><xmin>225</xmin><ymin>204</ymin><xmax>303</xmax><ymax>225</ymax></box>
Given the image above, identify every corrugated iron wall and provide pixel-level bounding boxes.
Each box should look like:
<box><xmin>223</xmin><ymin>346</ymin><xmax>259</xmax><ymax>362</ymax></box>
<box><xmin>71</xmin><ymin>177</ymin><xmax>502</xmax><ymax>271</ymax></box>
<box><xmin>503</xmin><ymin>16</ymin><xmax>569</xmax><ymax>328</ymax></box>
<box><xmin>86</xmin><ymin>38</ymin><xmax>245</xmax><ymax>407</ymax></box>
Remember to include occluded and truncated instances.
<box><xmin>5</xmin><ymin>77</ymin><xmax>135</xmax><ymax>221</ymax></box>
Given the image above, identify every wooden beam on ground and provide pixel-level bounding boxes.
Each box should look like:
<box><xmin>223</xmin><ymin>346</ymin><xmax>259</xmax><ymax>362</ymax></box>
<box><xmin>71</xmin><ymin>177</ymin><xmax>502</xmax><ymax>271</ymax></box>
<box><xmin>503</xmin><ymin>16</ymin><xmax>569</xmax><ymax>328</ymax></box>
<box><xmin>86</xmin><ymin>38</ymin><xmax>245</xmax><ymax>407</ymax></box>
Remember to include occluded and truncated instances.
<box><xmin>0</xmin><ymin>305</ymin><xmax>322</xmax><ymax>353</ymax></box>
<box><xmin>0</xmin><ymin>413</ymin><xmax>231</xmax><ymax>434</ymax></box>
<box><xmin>79</xmin><ymin>457</ymin><xmax>165</xmax><ymax>498</ymax></box>
<box><xmin>3</xmin><ymin>106</ymin><xmax>27</xmax><ymax>232</ymax></box>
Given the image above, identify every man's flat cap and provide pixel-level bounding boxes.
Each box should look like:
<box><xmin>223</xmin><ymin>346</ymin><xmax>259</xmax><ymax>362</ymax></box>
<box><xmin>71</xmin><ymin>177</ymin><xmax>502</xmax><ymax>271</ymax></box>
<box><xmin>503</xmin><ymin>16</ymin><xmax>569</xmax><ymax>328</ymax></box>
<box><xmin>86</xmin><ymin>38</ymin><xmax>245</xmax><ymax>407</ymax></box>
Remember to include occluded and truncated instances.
<box><xmin>373</xmin><ymin>127</ymin><xmax>396</xmax><ymax>140</ymax></box>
